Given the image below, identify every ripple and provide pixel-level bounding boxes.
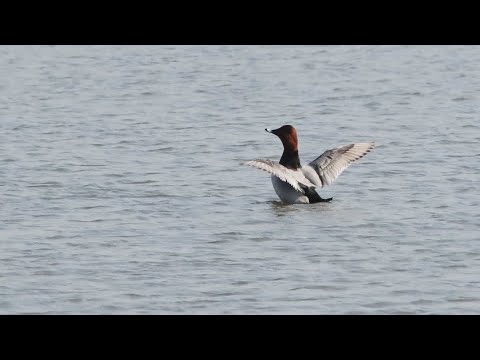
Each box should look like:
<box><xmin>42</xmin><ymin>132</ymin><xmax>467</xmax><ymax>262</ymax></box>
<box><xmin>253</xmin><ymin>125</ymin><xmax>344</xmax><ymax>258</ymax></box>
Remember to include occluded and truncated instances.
<box><xmin>27</xmin><ymin>181</ymin><xmax>63</xmax><ymax>188</ymax></box>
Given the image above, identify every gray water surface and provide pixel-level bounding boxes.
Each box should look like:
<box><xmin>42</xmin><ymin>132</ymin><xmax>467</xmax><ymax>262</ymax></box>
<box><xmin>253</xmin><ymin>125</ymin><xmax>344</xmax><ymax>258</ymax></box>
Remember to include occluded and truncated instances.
<box><xmin>1</xmin><ymin>45</ymin><xmax>479</xmax><ymax>314</ymax></box>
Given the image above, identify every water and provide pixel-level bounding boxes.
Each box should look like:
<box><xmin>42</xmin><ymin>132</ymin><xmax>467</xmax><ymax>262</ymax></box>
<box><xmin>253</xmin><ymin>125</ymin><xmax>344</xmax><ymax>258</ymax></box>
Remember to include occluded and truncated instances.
<box><xmin>1</xmin><ymin>45</ymin><xmax>479</xmax><ymax>314</ymax></box>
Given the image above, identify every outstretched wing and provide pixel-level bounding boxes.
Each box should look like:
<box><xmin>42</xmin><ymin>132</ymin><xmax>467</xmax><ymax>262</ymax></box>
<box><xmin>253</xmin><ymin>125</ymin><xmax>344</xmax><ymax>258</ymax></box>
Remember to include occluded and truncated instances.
<box><xmin>303</xmin><ymin>142</ymin><xmax>375</xmax><ymax>187</ymax></box>
<box><xmin>245</xmin><ymin>159</ymin><xmax>316</xmax><ymax>193</ymax></box>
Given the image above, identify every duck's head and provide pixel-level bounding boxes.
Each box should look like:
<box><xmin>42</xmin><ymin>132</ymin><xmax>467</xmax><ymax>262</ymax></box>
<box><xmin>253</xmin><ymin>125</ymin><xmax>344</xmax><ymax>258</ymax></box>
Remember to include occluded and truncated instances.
<box><xmin>265</xmin><ymin>125</ymin><xmax>298</xmax><ymax>152</ymax></box>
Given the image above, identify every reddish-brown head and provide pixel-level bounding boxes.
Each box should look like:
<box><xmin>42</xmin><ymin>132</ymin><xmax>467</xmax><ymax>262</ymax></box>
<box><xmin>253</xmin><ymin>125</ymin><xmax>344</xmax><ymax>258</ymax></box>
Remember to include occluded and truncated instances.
<box><xmin>265</xmin><ymin>125</ymin><xmax>299</xmax><ymax>152</ymax></box>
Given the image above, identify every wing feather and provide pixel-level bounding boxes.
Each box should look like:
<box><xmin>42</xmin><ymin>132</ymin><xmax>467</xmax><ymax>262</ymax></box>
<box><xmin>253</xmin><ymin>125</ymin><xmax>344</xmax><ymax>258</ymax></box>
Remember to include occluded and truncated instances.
<box><xmin>306</xmin><ymin>142</ymin><xmax>375</xmax><ymax>187</ymax></box>
<box><xmin>245</xmin><ymin>159</ymin><xmax>316</xmax><ymax>193</ymax></box>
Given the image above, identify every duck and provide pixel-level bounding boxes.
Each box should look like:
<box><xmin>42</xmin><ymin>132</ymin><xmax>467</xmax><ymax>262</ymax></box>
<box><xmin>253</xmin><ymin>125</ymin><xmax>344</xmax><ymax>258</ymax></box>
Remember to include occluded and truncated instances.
<box><xmin>245</xmin><ymin>125</ymin><xmax>375</xmax><ymax>204</ymax></box>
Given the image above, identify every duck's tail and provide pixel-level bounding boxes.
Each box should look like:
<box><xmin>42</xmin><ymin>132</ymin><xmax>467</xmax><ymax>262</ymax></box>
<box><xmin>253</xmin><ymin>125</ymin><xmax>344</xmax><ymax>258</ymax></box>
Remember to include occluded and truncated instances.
<box><xmin>303</xmin><ymin>186</ymin><xmax>333</xmax><ymax>203</ymax></box>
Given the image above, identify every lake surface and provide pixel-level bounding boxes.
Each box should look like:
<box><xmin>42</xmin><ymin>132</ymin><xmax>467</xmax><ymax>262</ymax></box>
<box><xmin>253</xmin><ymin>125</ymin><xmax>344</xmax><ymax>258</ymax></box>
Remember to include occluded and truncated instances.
<box><xmin>1</xmin><ymin>45</ymin><xmax>479</xmax><ymax>314</ymax></box>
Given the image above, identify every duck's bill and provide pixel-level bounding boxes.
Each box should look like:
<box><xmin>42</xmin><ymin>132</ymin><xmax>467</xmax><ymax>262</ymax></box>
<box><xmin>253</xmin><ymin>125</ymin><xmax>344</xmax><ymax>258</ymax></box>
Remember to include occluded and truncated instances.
<box><xmin>265</xmin><ymin>128</ymin><xmax>272</xmax><ymax>133</ymax></box>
